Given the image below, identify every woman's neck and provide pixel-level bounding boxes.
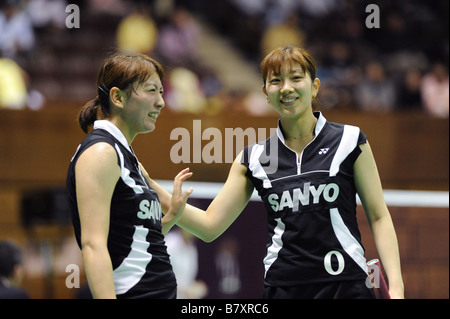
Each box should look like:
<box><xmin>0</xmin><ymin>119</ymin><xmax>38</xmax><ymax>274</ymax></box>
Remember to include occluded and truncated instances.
<box><xmin>280</xmin><ymin>111</ymin><xmax>317</xmax><ymax>140</ymax></box>
<box><xmin>107</xmin><ymin>117</ymin><xmax>136</xmax><ymax>145</ymax></box>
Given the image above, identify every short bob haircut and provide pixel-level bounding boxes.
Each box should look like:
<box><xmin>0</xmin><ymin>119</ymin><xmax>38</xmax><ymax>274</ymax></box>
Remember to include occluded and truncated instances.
<box><xmin>261</xmin><ymin>46</ymin><xmax>317</xmax><ymax>87</ymax></box>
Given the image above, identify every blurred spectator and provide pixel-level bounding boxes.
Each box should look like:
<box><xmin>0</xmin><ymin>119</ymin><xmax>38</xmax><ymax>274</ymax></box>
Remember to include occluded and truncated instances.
<box><xmin>0</xmin><ymin>240</ymin><xmax>29</xmax><ymax>299</ymax></box>
<box><xmin>296</xmin><ymin>0</ymin><xmax>341</xmax><ymax>18</ymax></box>
<box><xmin>164</xmin><ymin>67</ymin><xmax>207</xmax><ymax>113</ymax></box>
<box><xmin>263</xmin><ymin>0</ymin><xmax>299</xmax><ymax>27</ymax></box>
<box><xmin>0</xmin><ymin>57</ymin><xmax>28</xmax><ymax>109</ymax></box>
<box><xmin>420</xmin><ymin>62</ymin><xmax>449</xmax><ymax>118</ymax></box>
<box><xmin>374</xmin><ymin>11</ymin><xmax>415</xmax><ymax>54</ymax></box>
<box><xmin>0</xmin><ymin>55</ymin><xmax>45</xmax><ymax>110</ymax></box>
<box><xmin>157</xmin><ymin>7</ymin><xmax>201</xmax><ymax>67</ymax></box>
<box><xmin>230</xmin><ymin>0</ymin><xmax>266</xmax><ymax>16</ymax></box>
<box><xmin>26</xmin><ymin>0</ymin><xmax>67</xmax><ymax>32</ymax></box>
<box><xmin>88</xmin><ymin>0</ymin><xmax>129</xmax><ymax>16</ymax></box>
<box><xmin>226</xmin><ymin>0</ymin><xmax>263</xmax><ymax>60</ymax></box>
<box><xmin>0</xmin><ymin>0</ymin><xmax>35</xmax><ymax>59</ymax></box>
<box><xmin>197</xmin><ymin>66</ymin><xmax>225</xmax><ymax>115</ymax></box>
<box><xmin>116</xmin><ymin>4</ymin><xmax>158</xmax><ymax>54</ymax></box>
<box><xmin>215</xmin><ymin>237</ymin><xmax>241</xmax><ymax>298</ymax></box>
<box><xmin>152</xmin><ymin>0</ymin><xmax>175</xmax><ymax>21</ymax></box>
<box><xmin>397</xmin><ymin>67</ymin><xmax>423</xmax><ymax>112</ymax></box>
<box><xmin>319</xmin><ymin>41</ymin><xmax>361</xmax><ymax>109</ymax></box>
<box><xmin>242</xmin><ymin>91</ymin><xmax>272</xmax><ymax>116</ymax></box>
<box><xmin>165</xmin><ymin>228</ymin><xmax>208</xmax><ymax>299</ymax></box>
<box><xmin>355</xmin><ymin>61</ymin><xmax>396</xmax><ymax>112</ymax></box>
<box><xmin>198</xmin><ymin>67</ymin><xmax>223</xmax><ymax>98</ymax></box>
<box><xmin>260</xmin><ymin>12</ymin><xmax>305</xmax><ymax>58</ymax></box>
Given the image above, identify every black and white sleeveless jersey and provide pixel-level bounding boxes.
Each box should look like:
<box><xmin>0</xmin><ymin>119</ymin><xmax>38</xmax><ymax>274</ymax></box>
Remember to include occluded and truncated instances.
<box><xmin>242</xmin><ymin>112</ymin><xmax>369</xmax><ymax>287</ymax></box>
<box><xmin>66</xmin><ymin>120</ymin><xmax>176</xmax><ymax>298</ymax></box>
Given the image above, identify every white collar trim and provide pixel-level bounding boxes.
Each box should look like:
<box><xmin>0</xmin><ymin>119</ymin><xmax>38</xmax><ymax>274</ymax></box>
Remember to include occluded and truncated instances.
<box><xmin>93</xmin><ymin>120</ymin><xmax>131</xmax><ymax>152</ymax></box>
<box><xmin>276</xmin><ymin>111</ymin><xmax>327</xmax><ymax>144</ymax></box>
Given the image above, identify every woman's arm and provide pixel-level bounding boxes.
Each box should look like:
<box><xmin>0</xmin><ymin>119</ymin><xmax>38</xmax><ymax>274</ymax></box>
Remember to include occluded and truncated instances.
<box><xmin>179</xmin><ymin>152</ymin><xmax>254</xmax><ymax>242</ymax></box>
<box><xmin>354</xmin><ymin>141</ymin><xmax>404</xmax><ymax>299</ymax></box>
<box><xmin>75</xmin><ymin>142</ymin><xmax>119</xmax><ymax>299</ymax></box>
<box><xmin>144</xmin><ymin>151</ymin><xmax>254</xmax><ymax>242</ymax></box>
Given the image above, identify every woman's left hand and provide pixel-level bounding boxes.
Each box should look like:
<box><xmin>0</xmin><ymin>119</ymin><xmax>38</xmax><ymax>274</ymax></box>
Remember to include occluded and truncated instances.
<box><xmin>162</xmin><ymin>168</ymin><xmax>193</xmax><ymax>234</ymax></box>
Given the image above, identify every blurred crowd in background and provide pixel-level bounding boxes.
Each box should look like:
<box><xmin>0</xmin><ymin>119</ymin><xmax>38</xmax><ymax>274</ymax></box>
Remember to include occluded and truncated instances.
<box><xmin>0</xmin><ymin>0</ymin><xmax>448</xmax><ymax>300</ymax></box>
<box><xmin>0</xmin><ymin>0</ymin><xmax>448</xmax><ymax>117</ymax></box>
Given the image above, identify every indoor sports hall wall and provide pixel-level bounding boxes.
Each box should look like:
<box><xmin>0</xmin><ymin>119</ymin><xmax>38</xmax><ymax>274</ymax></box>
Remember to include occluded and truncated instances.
<box><xmin>0</xmin><ymin>106</ymin><xmax>448</xmax><ymax>299</ymax></box>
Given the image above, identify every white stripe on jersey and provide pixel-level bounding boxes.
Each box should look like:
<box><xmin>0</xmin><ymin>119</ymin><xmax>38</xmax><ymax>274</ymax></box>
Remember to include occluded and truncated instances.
<box><xmin>329</xmin><ymin>208</ymin><xmax>367</xmax><ymax>273</ymax></box>
<box><xmin>329</xmin><ymin>125</ymin><xmax>360</xmax><ymax>177</ymax></box>
<box><xmin>263</xmin><ymin>218</ymin><xmax>286</xmax><ymax>276</ymax></box>
<box><xmin>113</xmin><ymin>225</ymin><xmax>152</xmax><ymax>295</ymax></box>
<box><xmin>115</xmin><ymin>144</ymin><xmax>144</xmax><ymax>194</ymax></box>
<box><xmin>70</xmin><ymin>144</ymin><xmax>81</xmax><ymax>162</ymax></box>
<box><xmin>249</xmin><ymin>143</ymin><xmax>272</xmax><ymax>189</ymax></box>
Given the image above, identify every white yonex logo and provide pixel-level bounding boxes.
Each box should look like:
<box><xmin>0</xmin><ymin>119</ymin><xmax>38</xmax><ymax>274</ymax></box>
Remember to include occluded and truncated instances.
<box><xmin>319</xmin><ymin>148</ymin><xmax>329</xmax><ymax>155</ymax></box>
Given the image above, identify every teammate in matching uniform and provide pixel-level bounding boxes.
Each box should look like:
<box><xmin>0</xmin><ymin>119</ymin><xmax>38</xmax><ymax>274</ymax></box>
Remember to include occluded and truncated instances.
<box><xmin>151</xmin><ymin>46</ymin><xmax>404</xmax><ymax>299</ymax></box>
<box><xmin>242</xmin><ymin>111</ymin><xmax>373</xmax><ymax>298</ymax></box>
<box><xmin>66</xmin><ymin>53</ymin><xmax>192</xmax><ymax>299</ymax></box>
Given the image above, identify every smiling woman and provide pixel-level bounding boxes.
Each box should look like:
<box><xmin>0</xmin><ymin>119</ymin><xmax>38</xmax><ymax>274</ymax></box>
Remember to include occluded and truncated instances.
<box><xmin>262</xmin><ymin>47</ymin><xmax>320</xmax><ymax>137</ymax></box>
<box><xmin>148</xmin><ymin>46</ymin><xmax>404</xmax><ymax>299</ymax></box>
<box><xmin>112</xmin><ymin>72</ymin><xmax>165</xmax><ymax>141</ymax></box>
<box><xmin>261</xmin><ymin>46</ymin><xmax>320</xmax><ymax>109</ymax></box>
<box><xmin>78</xmin><ymin>53</ymin><xmax>164</xmax><ymax>135</ymax></box>
<box><xmin>66</xmin><ymin>52</ymin><xmax>193</xmax><ymax>299</ymax></box>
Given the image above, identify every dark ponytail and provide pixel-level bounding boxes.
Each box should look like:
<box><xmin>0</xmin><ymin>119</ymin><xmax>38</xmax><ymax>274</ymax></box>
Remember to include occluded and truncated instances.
<box><xmin>78</xmin><ymin>96</ymin><xmax>100</xmax><ymax>133</ymax></box>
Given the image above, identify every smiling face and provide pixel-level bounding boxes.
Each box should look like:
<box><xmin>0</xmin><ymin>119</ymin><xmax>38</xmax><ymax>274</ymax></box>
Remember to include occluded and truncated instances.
<box><xmin>109</xmin><ymin>71</ymin><xmax>165</xmax><ymax>143</ymax></box>
<box><xmin>93</xmin><ymin>53</ymin><xmax>166</xmax><ymax>142</ymax></box>
<box><xmin>122</xmin><ymin>72</ymin><xmax>165</xmax><ymax>135</ymax></box>
<box><xmin>263</xmin><ymin>60</ymin><xmax>320</xmax><ymax>119</ymax></box>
